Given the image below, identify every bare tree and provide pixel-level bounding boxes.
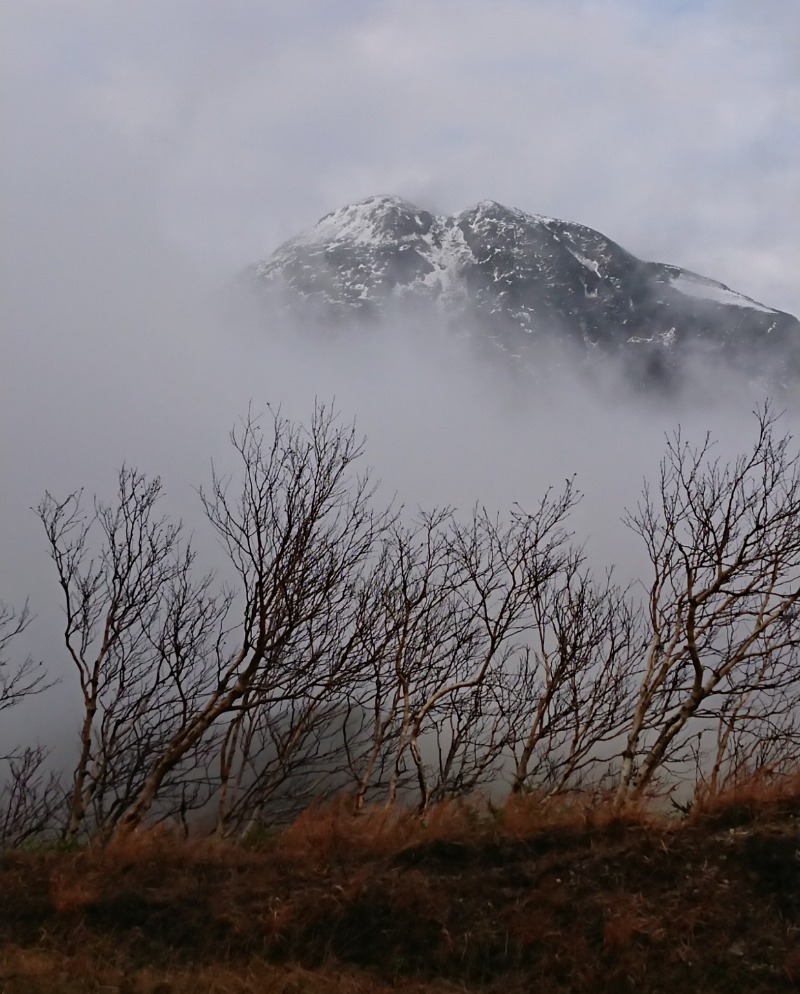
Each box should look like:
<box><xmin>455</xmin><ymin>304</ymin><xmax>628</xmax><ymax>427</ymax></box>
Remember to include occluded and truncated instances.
<box><xmin>339</xmin><ymin>510</ymin><xmax>463</xmax><ymax>809</ymax></box>
<box><xmin>0</xmin><ymin>601</ymin><xmax>51</xmax><ymax>713</ymax></box>
<box><xmin>215</xmin><ymin>691</ymin><xmax>357</xmax><ymax>836</ymax></box>
<box><xmin>508</xmin><ymin>559</ymin><xmax>640</xmax><ymax>795</ymax></box>
<box><xmin>341</xmin><ymin>486</ymin><xmax>580</xmax><ymax>813</ymax></box>
<box><xmin>114</xmin><ymin>403</ymin><xmax>389</xmax><ymax>836</ymax></box>
<box><xmin>409</xmin><ymin>495</ymin><xmax>580</xmax><ymax>810</ymax></box>
<box><xmin>0</xmin><ymin>747</ymin><xmax>64</xmax><ymax>849</ymax></box>
<box><xmin>693</xmin><ymin>655</ymin><xmax>800</xmax><ymax>797</ymax></box>
<box><xmin>31</xmin><ymin>397</ymin><xmax>799</xmax><ymax>832</ymax></box>
<box><xmin>618</xmin><ymin>404</ymin><xmax>800</xmax><ymax>799</ymax></box>
<box><xmin>0</xmin><ymin>602</ymin><xmax>63</xmax><ymax>847</ymax></box>
<box><xmin>37</xmin><ymin>470</ymin><xmax>225</xmax><ymax>839</ymax></box>
<box><xmin>423</xmin><ymin>667</ymin><xmax>510</xmax><ymax>805</ymax></box>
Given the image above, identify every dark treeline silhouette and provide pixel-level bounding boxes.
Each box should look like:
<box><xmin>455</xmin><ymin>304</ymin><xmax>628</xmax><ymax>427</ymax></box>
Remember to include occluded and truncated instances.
<box><xmin>2</xmin><ymin>401</ymin><xmax>799</xmax><ymax>846</ymax></box>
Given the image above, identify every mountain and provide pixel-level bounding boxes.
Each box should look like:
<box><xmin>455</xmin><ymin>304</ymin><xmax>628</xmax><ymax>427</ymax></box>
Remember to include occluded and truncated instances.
<box><xmin>245</xmin><ymin>195</ymin><xmax>800</xmax><ymax>388</ymax></box>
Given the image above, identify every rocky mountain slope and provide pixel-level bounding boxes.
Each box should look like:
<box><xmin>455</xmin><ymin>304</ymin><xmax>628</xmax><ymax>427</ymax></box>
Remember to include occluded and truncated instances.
<box><xmin>246</xmin><ymin>195</ymin><xmax>800</xmax><ymax>387</ymax></box>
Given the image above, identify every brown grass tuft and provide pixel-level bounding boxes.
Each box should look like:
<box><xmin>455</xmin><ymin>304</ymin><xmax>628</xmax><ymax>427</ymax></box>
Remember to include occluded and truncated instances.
<box><xmin>497</xmin><ymin>788</ymin><xmax>658</xmax><ymax>840</ymax></box>
<box><xmin>690</xmin><ymin>766</ymin><xmax>800</xmax><ymax>828</ymax></box>
<box><xmin>274</xmin><ymin>796</ymin><xmax>420</xmax><ymax>865</ymax></box>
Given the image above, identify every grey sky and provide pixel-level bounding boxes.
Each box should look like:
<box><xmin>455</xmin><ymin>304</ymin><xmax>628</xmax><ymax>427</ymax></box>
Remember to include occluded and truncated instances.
<box><xmin>4</xmin><ymin>0</ymin><xmax>798</xmax><ymax>309</ymax></box>
<box><xmin>1</xmin><ymin>1</ymin><xmax>799</xmax><ymax>747</ymax></box>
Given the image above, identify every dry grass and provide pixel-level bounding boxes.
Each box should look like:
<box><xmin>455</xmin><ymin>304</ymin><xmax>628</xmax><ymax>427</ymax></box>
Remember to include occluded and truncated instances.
<box><xmin>275</xmin><ymin>796</ymin><xmax>420</xmax><ymax>864</ymax></box>
<box><xmin>0</xmin><ymin>946</ymin><xmax>474</xmax><ymax>993</ymax></box>
<box><xmin>690</xmin><ymin>767</ymin><xmax>800</xmax><ymax>827</ymax></box>
<box><xmin>3</xmin><ymin>780</ymin><xmax>800</xmax><ymax>993</ymax></box>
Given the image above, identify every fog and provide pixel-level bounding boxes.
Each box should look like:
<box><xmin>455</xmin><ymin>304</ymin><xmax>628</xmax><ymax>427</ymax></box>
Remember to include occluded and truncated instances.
<box><xmin>2</xmin><ymin>1</ymin><xmax>798</xmax><ymax>764</ymax></box>
<box><xmin>3</xmin><ymin>235</ymin><xmax>796</xmax><ymax>755</ymax></box>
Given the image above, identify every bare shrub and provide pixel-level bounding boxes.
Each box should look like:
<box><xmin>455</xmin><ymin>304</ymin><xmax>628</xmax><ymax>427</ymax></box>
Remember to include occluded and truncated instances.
<box><xmin>619</xmin><ymin>403</ymin><xmax>800</xmax><ymax>798</ymax></box>
<box><xmin>37</xmin><ymin>470</ymin><xmax>227</xmax><ymax>840</ymax></box>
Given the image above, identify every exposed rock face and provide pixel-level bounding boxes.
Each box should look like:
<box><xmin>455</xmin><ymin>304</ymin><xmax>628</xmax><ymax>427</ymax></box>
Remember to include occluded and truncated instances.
<box><xmin>246</xmin><ymin>195</ymin><xmax>800</xmax><ymax>388</ymax></box>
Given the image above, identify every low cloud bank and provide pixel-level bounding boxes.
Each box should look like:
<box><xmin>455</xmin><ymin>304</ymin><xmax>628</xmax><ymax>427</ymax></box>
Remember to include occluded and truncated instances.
<box><xmin>2</xmin><ymin>182</ymin><xmax>798</xmax><ymax>764</ymax></box>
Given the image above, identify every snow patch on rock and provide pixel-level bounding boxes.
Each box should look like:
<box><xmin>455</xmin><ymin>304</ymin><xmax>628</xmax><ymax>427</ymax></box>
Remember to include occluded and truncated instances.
<box><xmin>670</xmin><ymin>272</ymin><xmax>776</xmax><ymax>315</ymax></box>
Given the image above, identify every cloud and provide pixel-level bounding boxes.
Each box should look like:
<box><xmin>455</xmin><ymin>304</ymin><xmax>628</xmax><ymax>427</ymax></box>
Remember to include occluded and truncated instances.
<box><xmin>1</xmin><ymin>0</ymin><xmax>798</xmax><ymax>755</ymax></box>
<box><xmin>5</xmin><ymin>1</ymin><xmax>797</xmax><ymax>309</ymax></box>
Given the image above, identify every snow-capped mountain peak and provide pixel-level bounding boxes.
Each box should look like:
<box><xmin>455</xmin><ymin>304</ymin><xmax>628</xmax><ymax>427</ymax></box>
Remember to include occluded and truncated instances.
<box><xmin>289</xmin><ymin>195</ymin><xmax>432</xmax><ymax>250</ymax></box>
<box><xmin>247</xmin><ymin>195</ymin><xmax>799</xmax><ymax>388</ymax></box>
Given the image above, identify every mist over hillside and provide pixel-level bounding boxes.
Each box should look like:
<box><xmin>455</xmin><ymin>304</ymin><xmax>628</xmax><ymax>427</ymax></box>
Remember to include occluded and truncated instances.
<box><xmin>3</xmin><ymin>1</ymin><xmax>799</xmax><ymax>840</ymax></box>
<box><xmin>3</xmin><ymin>237</ymin><xmax>798</xmax><ymax>764</ymax></box>
<box><xmin>245</xmin><ymin>195</ymin><xmax>800</xmax><ymax>393</ymax></box>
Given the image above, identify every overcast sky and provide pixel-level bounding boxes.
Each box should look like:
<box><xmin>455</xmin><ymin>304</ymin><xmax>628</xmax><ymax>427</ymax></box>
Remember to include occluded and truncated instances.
<box><xmin>4</xmin><ymin>0</ymin><xmax>799</xmax><ymax>309</ymax></box>
<box><xmin>1</xmin><ymin>1</ymin><xmax>799</xmax><ymax>743</ymax></box>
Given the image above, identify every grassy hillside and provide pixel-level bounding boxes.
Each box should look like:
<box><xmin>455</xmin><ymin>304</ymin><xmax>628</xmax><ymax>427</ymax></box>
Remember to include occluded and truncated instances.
<box><xmin>2</xmin><ymin>782</ymin><xmax>800</xmax><ymax>993</ymax></box>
